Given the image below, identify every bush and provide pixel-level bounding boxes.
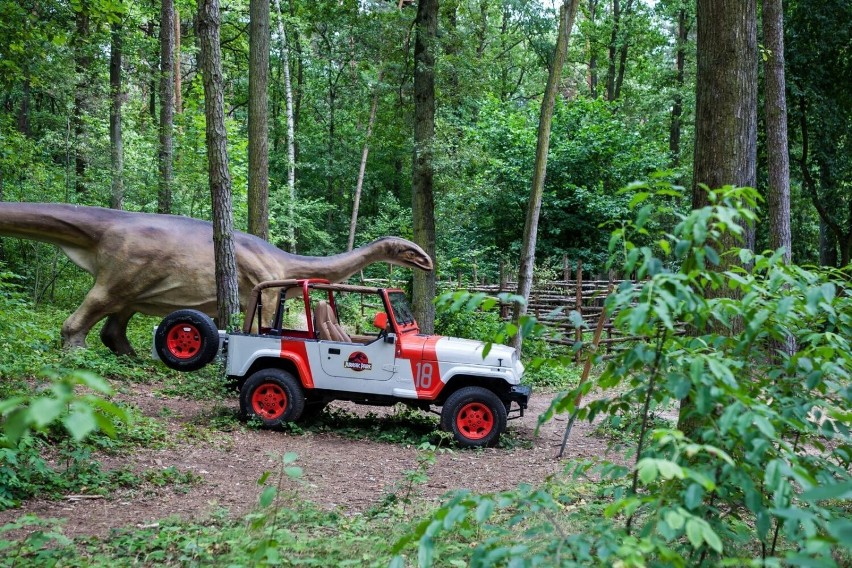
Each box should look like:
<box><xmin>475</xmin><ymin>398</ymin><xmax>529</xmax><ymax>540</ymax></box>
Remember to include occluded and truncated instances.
<box><xmin>396</xmin><ymin>185</ymin><xmax>852</xmax><ymax>566</ymax></box>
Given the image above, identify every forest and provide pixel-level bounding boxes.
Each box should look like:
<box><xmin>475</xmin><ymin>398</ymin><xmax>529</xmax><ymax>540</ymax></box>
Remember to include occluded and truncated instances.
<box><xmin>0</xmin><ymin>0</ymin><xmax>851</xmax><ymax>565</ymax></box>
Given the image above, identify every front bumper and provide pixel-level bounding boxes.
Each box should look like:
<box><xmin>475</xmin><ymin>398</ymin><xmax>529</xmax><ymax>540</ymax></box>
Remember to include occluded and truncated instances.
<box><xmin>507</xmin><ymin>385</ymin><xmax>532</xmax><ymax>420</ymax></box>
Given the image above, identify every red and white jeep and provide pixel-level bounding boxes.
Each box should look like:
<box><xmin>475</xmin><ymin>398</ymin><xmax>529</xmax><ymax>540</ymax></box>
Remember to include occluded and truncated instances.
<box><xmin>153</xmin><ymin>279</ymin><xmax>530</xmax><ymax>447</ymax></box>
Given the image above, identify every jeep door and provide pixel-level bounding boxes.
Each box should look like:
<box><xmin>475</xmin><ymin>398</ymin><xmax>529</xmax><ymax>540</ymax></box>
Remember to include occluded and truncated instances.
<box><xmin>317</xmin><ymin>339</ymin><xmax>396</xmax><ymax>382</ymax></box>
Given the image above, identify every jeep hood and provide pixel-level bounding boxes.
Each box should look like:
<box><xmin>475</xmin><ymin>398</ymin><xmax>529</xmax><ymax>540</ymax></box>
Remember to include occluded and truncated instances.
<box><xmin>435</xmin><ymin>336</ymin><xmax>518</xmax><ymax>368</ymax></box>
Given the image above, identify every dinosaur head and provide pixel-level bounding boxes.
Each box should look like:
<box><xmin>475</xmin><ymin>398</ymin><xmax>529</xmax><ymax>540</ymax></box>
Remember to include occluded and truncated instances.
<box><xmin>374</xmin><ymin>237</ymin><xmax>434</xmax><ymax>272</ymax></box>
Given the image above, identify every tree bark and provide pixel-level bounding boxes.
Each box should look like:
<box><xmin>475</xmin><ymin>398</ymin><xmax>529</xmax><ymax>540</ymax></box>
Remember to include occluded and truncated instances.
<box><xmin>681</xmin><ymin>0</ymin><xmax>757</xmax><ymax>433</ymax></box>
<box><xmin>175</xmin><ymin>9</ymin><xmax>182</xmax><ymax>114</ymax></box>
<box><xmin>669</xmin><ymin>8</ymin><xmax>688</xmax><ymax>167</ymax></box>
<box><xmin>158</xmin><ymin>0</ymin><xmax>175</xmax><ymax>214</ymax></box>
<box><xmin>110</xmin><ymin>22</ymin><xmax>124</xmax><ymax>210</ymax></box>
<box><xmin>274</xmin><ymin>0</ymin><xmax>297</xmax><ymax>252</ymax></box>
<box><xmin>17</xmin><ymin>75</ymin><xmax>30</xmax><ymax>136</ymax></box>
<box><xmin>73</xmin><ymin>10</ymin><xmax>91</xmax><ymax>194</ymax></box>
<box><xmin>198</xmin><ymin>0</ymin><xmax>240</xmax><ymax>327</ymax></box>
<box><xmin>412</xmin><ymin>0</ymin><xmax>439</xmax><ymax>334</ymax></box>
<box><xmin>691</xmin><ymin>0</ymin><xmax>757</xmax><ymax>210</ymax></box>
<box><xmin>763</xmin><ymin>0</ymin><xmax>791</xmax><ymax>263</ymax></box>
<box><xmin>605</xmin><ymin>0</ymin><xmax>619</xmax><ymax>101</ymax></box>
<box><xmin>587</xmin><ymin>0</ymin><xmax>598</xmax><ymax>98</ymax></box>
<box><xmin>248</xmin><ymin>0</ymin><xmax>270</xmax><ymax>240</ymax></box>
<box><xmin>348</xmin><ymin>69</ymin><xmax>383</xmax><ymax>252</ymax></box>
<box><xmin>512</xmin><ymin>0</ymin><xmax>581</xmax><ymax>350</ymax></box>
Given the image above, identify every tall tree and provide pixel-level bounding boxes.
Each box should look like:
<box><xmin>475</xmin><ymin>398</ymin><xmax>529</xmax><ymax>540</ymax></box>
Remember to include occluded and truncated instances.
<box><xmin>348</xmin><ymin>69</ymin><xmax>383</xmax><ymax>252</ymax></box>
<box><xmin>158</xmin><ymin>0</ymin><xmax>175</xmax><ymax>214</ymax></box>
<box><xmin>73</xmin><ymin>9</ymin><xmax>91</xmax><ymax>194</ymax></box>
<box><xmin>763</xmin><ymin>0</ymin><xmax>791</xmax><ymax>262</ymax></box>
<box><xmin>680</xmin><ymin>0</ymin><xmax>757</xmax><ymax>433</ymax></box>
<box><xmin>412</xmin><ymin>0</ymin><xmax>438</xmax><ymax>334</ymax></box>
<box><xmin>274</xmin><ymin>0</ymin><xmax>296</xmax><ymax>252</ymax></box>
<box><xmin>691</xmin><ymin>0</ymin><xmax>757</xmax><ymax>212</ymax></box>
<box><xmin>109</xmin><ymin>21</ymin><xmax>124</xmax><ymax>210</ymax></box>
<box><xmin>198</xmin><ymin>0</ymin><xmax>240</xmax><ymax>327</ymax></box>
<box><xmin>248</xmin><ymin>0</ymin><xmax>270</xmax><ymax>240</ymax></box>
<box><xmin>512</xmin><ymin>0</ymin><xmax>581</xmax><ymax>350</ymax></box>
<box><xmin>174</xmin><ymin>8</ymin><xmax>181</xmax><ymax>114</ymax></box>
<box><xmin>668</xmin><ymin>5</ymin><xmax>690</xmax><ymax>168</ymax></box>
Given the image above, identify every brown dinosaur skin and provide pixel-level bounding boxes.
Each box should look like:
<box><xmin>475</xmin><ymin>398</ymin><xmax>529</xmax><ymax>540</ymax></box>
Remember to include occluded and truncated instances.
<box><xmin>0</xmin><ymin>202</ymin><xmax>433</xmax><ymax>355</ymax></box>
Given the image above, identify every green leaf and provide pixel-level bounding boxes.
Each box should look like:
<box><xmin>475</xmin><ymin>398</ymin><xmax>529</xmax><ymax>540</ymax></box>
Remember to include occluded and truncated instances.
<box><xmin>637</xmin><ymin>459</ymin><xmax>658</xmax><ymax>484</ymax></box>
<box><xmin>685</xmin><ymin>518</ymin><xmax>703</xmax><ymax>548</ymax></box>
<box><xmin>283</xmin><ymin>452</ymin><xmax>299</xmax><ymax>464</ymax></box>
<box><xmin>29</xmin><ymin>397</ymin><xmax>65</xmax><ymax>428</ymax></box>
<box><xmin>684</xmin><ymin>483</ymin><xmax>704</xmax><ymax>510</ymax></box>
<box><xmin>665</xmin><ymin>510</ymin><xmax>684</xmax><ymax>530</ymax></box>
<box><xmin>63</xmin><ymin>409</ymin><xmax>97</xmax><ymax>441</ymax></box>
<box><xmin>259</xmin><ymin>486</ymin><xmax>277</xmax><ymax>508</ymax></box>
<box><xmin>284</xmin><ymin>466</ymin><xmax>303</xmax><ymax>478</ymax></box>
<box><xmin>702</xmin><ymin>524</ymin><xmax>723</xmax><ymax>553</ymax></box>
<box><xmin>475</xmin><ymin>499</ymin><xmax>495</xmax><ymax>522</ymax></box>
<box><xmin>801</xmin><ymin>480</ymin><xmax>852</xmax><ymax>501</ymax></box>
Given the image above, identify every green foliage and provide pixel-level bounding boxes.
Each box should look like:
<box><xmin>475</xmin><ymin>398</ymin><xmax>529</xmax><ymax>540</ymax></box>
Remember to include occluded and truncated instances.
<box><xmin>396</xmin><ymin>186</ymin><xmax>852</xmax><ymax>566</ymax></box>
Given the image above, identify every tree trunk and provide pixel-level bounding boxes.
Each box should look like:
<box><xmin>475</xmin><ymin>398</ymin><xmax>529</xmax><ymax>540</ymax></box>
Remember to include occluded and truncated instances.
<box><xmin>669</xmin><ymin>8</ymin><xmax>688</xmax><ymax>167</ymax></box>
<box><xmin>512</xmin><ymin>0</ymin><xmax>581</xmax><ymax>351</ymax></box>
<box><xmin>763</xmin><ymin>0</ymin><xmax>791</xmax><ymax>263</ymax></box>
<box><xmin>73</xmin><ymin>10</ymin><xmax>91</xmax><ymax>194</ymax></box>
<box><xmin>681</xmin><ymin>0</ymin><xmax>757</xmax><ymax>433</ymax></box>
<box><xmin>248</xmin><ymin>0</ymin><xmax>270</xmax><ymax>240</ymax></box>
<box><xmin>158</xmin><ymin>0</ymin><xmax>175</xmax><ymax>214</ymax></box>
<box><xmin>110</xmin><ymin>23</ymin><xmax>124</xmax><ymax>210</ymax></box>
<box><xmin>587</xmin><ymin>0</ymin><xmax>598</xmax><ymax>98</ymax></box>
<box><xmin>17</xmin><ymin>75</ymin><xmax>30</xmax><ymax>136</ymax></box>
<box><xmin>175</xmin><ymin>9</ymin><xmax>182</xmax><ymax>114</ymax></box>
<box><xmin>691</xmin><ymin>0</ymin><xmax>757</xmax><ymax>209</ymax></box>
<box><xmin>274</xmin><ymin>0</ymin><xmax>297</xmax><ymax>252</ymax></box>
<box><xmin>412</xmin><ymin>0</ymin><xmax>439</xmax><ymax>334</ymax></box>
<box><xmin>198</xmin><ymin>0</ymin><xmax>240</xmax><ymax>328</ymax></box>
<box><xmin>819</xmin><ymin>220</ymin><xmax>837</xmax><ymax>267</ymax></box>
<box><xmin>605</xmin><ymin>0</ymin><xmax>619</xmax><ymax>101</ymax></box>
<box><xmin>348</xmin><ymin>69</ymin><xmax>383</xmax><ymax>252</ymax></box>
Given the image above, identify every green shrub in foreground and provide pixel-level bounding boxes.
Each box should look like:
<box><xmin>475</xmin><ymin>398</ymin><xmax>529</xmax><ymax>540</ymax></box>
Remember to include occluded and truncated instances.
<box><xmin>397</xmin><ymin>185</ymin><xmax>852</xmax><ymax>567</ymax></box>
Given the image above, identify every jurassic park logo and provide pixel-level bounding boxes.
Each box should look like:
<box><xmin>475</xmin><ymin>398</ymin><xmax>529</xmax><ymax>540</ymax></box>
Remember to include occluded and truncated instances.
<box><xmin>344</xmin><ymin>351</ymin><xmax>372</xmax><ymax>371</ymax></box>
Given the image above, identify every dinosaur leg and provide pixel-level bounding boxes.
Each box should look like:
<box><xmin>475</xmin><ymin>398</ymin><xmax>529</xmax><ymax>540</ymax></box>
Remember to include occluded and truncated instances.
<box><xmin>60</xmin><ymin>285</ymin><xmax>117</xmax><ymax>350</ymax></box>
<box><xmin>99</xmin><ymin>309</ymin><xmax>137</xmax><ymax>356</ymax></box>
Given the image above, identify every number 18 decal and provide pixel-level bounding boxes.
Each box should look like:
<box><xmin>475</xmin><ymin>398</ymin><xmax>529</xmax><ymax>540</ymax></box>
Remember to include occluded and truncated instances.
<box><xmin>414</xmin><ymin>362</ymin><xmax>434</xmax><ymax>389</ymax></box>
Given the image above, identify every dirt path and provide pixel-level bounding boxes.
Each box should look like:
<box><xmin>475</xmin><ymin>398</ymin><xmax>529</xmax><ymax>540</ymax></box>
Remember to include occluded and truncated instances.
<box><xmin>0</xmin><ymin>384</ymin><xmax>617</xmax><ymax>539</ymax></box>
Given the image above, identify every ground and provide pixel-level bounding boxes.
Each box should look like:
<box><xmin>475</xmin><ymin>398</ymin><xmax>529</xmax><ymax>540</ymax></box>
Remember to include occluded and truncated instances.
<box><xmin>0</xmin><ymin>384</ymin><xmax>618</xmax><ymax>539</ymax></box>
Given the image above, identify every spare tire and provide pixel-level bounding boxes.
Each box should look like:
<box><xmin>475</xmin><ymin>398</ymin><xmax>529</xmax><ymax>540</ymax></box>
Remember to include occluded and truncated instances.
<box><xmin>155</xmin><ymin>309</ymin><xmax>220</xmax><ymax>371</ymax></box>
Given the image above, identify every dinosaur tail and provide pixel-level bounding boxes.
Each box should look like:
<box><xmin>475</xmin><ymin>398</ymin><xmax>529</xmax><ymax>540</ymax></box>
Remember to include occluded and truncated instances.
<box><xmin>0</xmin><ymin>202</ymin><xmax>118</xmax><ymax>249</ymax></box>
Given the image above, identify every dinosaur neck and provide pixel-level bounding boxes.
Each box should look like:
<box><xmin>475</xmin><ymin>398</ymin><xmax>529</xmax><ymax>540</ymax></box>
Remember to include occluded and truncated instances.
<box><xmin>281</xmin><ymin>241</ymin><xmax>390</xmax><ymax>283</ymax></box>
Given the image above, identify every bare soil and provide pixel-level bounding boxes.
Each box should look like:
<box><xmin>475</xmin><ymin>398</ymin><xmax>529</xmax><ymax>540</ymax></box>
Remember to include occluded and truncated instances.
<box><xmin>0</xmin><ymin>383</ymin><xmax>620</xmax><ymax>539</ymax></box>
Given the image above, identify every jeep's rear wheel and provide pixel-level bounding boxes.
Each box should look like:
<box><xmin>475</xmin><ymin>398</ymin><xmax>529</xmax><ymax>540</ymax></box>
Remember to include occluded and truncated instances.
<box><xmin>155</xmin><ymin>310</ymin><xmax>220</xmax><ymax>372</ymax></box>
<box><xmin>240</xmin><ymin>369</ymin><xmax>305</xmax><ymax>427</ymax></box>
<box><xmin>441</xmin><ymin>386</ymin><xmax>507</xmax><ymax>448</ymax></box>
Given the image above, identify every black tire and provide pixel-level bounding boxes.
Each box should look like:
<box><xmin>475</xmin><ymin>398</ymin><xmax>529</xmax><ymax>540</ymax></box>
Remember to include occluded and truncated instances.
<box><xmin>440</xmin><ymin>386</ymin><xmax>508</xmax><ymax>448</ymax></box>
<box><xmin>155</xmin><ymin>310</ymin><xmax>220</xmax><ymax>372</ymax></box>
<box><xmin>240</xmin><ymin>369</ymin><xmax>306</xmax><ymax>427</ymax></box>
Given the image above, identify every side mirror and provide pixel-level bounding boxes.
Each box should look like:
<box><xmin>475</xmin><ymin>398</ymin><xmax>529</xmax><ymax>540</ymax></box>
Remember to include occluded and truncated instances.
<box><xmin>373</xmin><ymin>312</ymin><xmax>389</xmax><ymax>330</ymax></box>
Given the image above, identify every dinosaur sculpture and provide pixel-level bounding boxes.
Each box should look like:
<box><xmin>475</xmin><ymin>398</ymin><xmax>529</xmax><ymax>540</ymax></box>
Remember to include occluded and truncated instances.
<box><xmin>0</xmin><ymin>202</ymin><xmax>433</xmax><ymax>355</ymax></box>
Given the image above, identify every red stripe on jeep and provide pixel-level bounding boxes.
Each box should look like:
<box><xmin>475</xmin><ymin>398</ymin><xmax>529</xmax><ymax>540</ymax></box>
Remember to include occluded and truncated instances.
<box><xmin>280</xmin><ymin>339</ymin><xmax>314</xmax><ymax>389</ymax></box>
<box><xmin>407</xmin><ymin>335</ymin><xmax>442</xmax><ymax>399</ymax></box>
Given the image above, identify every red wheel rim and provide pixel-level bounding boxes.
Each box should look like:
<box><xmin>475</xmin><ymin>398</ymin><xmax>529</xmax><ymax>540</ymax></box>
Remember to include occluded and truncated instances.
<box><xmin>456</xmin><ymin>402</ymin><xmax>494</xmax><ymax>440</ymax></box>
<box><xmin>166</xmin><ymin>323</ymin><xmax>202</xmax><ymax>359</ymax></box>
<box><xmin>251</xmin><ymin>383</ymin><xmax>288</xmax><ymax>420</ymax></box>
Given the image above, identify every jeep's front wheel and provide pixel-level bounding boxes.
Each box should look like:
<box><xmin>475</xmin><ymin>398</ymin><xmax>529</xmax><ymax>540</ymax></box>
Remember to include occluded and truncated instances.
<box><xmin>240</xmin><ymin>369</ymin><xmax>306</xmax><ymax>427</ymax></box>
<box><xmin>155</xmin><ymin>310</ymin><xmax>220</xmax><ymax>372</ymax></box>
<box><xmin>441</xmin><ymin>386</ymin><xmax>507</xmax><ymax>448</ymax></box>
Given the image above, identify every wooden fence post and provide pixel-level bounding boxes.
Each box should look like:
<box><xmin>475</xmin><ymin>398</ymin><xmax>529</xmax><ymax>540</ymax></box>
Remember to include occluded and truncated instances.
<box><xmin>575</xmin><ymin>259</ymin><xmax>583</xmax><ymax>362</ymax></box>
<box><xmin>563</xmin><ymin>253</ymin><xmax>570</xmax><ymax>282</ymax></box>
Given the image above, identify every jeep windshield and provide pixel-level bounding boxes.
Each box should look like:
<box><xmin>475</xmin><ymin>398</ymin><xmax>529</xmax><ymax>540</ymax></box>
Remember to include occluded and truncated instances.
<box><xmin>388</xmin><ymin>291</ymin><xmax>416</xmax><ymax>328</ymax></box>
